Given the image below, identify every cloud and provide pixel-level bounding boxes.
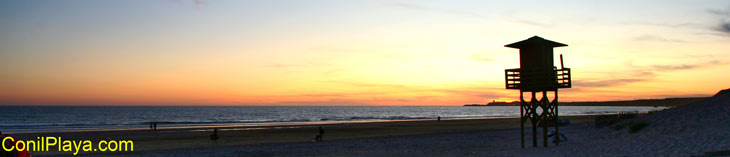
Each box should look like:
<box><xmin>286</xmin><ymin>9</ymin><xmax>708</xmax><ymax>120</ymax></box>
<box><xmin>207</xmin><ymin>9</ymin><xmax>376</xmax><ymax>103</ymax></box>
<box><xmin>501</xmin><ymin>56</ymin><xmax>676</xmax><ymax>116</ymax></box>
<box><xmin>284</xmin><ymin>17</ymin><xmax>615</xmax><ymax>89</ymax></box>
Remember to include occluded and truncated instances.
<box><xmin>469</xmin><ymin>53</ymin><xmax>493</xmax><ymax>62</ymax></box>
<box><xmin>382</xmin><ymin>3</ymin><xmax>422</xmax><ymax>9</ymax></box>
<box><xmin>650</xmin><ymin>93</ymin><xmax>713</xmax><ymax>99</ymax></box>
<box><xmin>650</xmin><ymin>64</ymin><xmax>697</xmax><ymax>71</ymax></box>
<box><xmin>621</xmin><ymin>21</ymin><xmax>702</xmax><ymax>29</ymax></box>
<box><xmin>267</xmin><ymin>61</ymin><xmax>332</xmax><ymax>70</ymax></box>
<box><xmin>633</xmin><ymin>34</ymin><xmax>688</xmax><ymax>43</ymax></box>
<box><xmin>268</xmin><ymin>63</ymin><xmax>314</xmax><ymax>69</ymax></box>
<box><xmin>167</xmin><ymin>0</ymin><xmax>208</xmax><ymax>7</ymax></box>
<box><xmin>323</xmin><ymin>68</ymin><xmax>347</xmax><ymax>75</ymax></box>
<box><xmin>272</xmin><ymin>100</ymin><xmax>372</xmax><ymax>106</ymax></box>
<box><xmin>328</xmin><ymin>81</ymin><xmax>503</xmax><ymax>98</ymax></box>
<box><xmin>315</xmin><ymin>81</ymin><xmax>509</xmax><ymax>104</ymax></box>
<box><xmin>432</xmin><ymin>87</ymin><xmax>505</xmax><ymax>99</ymax></box>
<box><xmin>193</xmin><ymin>0</ymin><xmax>207</xmax><ymax>6</ymax></box>
<box><xmin>708</xmin><ymin>7</ymin><xmax>730</xmax><ymax>16</ymax></box>
<box><xmin>716</xmin><ymin>22</ymin><xmax>730</xmax><ymax>34</ymax></box>
<box><xmin>707</xmin><ymin>6</ymin><xmax>730</xmax><ymax>35</ymax></box>
<box><xmin>308</xmin><ymin>46</ymin><xmax>359</xmax><ymax>54</ymax></box>
<box><xmin>513</xmin><ymin>20</ymin><xmax>552</xmax><ymax>28</ymax></box>
<box><xmin>572</xmin><ymin>78</ymin><xmax>646</xmax><ymax>88</ymax></box>
<box><xmin>498</xmin><ymin>9</ymin><xmax>554</xmax><ymax>28</ymax></box>
<box><xmin>268</xmin><ymin>63</ymin><xmax>296</xmax><ymax>68</ymax></box>
<box><xmin>381</xmin><ymin>3</ymin><xmax>488</xmax><ymax>20</ymax></box>
<box><xmin>624</xmin><ymin>59</ymin><xmax>724</xmax><ymax>75</ymax></box>
<box><xmin>327</xmin><ymin>81</ymin><xmax>414</xmax><ymax>90</ymax></box>
<box><xmin>648</xmin><ymin>60</ymin><xmax>722</xmax><ymax>72</ymax></box>
<box><xmin>576</xmin><ymin>60</ymin><xmax>726</xmax><ymax>88</ymax></box>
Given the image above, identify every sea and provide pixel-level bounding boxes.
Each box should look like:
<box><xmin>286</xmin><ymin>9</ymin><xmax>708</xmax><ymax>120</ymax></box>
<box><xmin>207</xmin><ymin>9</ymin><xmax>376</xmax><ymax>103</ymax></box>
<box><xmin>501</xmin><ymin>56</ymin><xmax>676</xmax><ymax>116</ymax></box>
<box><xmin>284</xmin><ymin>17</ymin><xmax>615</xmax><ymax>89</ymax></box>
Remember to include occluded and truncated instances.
<box><xmin>0</xmin><ymin>106</ymin><xmax>668</xmax><ymax>133</ymax></box>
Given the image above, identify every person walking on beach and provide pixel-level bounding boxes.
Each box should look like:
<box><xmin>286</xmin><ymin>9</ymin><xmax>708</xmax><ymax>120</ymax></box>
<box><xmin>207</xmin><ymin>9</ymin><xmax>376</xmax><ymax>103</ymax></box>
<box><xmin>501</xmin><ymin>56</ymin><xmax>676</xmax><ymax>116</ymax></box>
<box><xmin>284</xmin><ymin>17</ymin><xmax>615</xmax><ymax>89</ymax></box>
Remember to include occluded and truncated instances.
<box><xmin>315</xmin><ymin>126</ymin><xmax>325</xmax><ymax>142</ymax></box>
<box><xmin>548</xmin><ymin>130</ymin><xmax>567</xmax><ymax>143</ymax></box>
<box><xmin>153</xmin><ymin>122</ymin><xmax>157</xmax><ymax>131</ymax></box>
<box><xmin>210</xmin><ymin>128</ymin><xmax>220</xmax><ymax>144</ymax></box>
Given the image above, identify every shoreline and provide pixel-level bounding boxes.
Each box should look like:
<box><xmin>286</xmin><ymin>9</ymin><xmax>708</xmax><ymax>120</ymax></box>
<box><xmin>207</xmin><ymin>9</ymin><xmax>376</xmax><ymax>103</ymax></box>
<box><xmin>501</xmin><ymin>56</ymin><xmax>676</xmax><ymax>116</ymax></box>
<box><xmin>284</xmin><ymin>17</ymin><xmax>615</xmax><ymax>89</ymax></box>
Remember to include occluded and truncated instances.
<box><xmin>4</xmin><ymin>110</ymin><xmax>655</xmax><ymax>134</ymax></box>
<box><xmin>12</xmin><ymin>115</ymin><xmax>602</xmax><ymax>156</ymax></box>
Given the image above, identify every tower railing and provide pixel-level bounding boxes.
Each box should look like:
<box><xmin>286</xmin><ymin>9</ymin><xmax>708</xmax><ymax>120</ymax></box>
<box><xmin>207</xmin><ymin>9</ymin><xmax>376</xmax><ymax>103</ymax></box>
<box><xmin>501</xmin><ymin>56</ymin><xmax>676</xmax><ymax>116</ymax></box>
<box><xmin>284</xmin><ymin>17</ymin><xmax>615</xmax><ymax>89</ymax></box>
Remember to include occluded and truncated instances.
<box><xmin>505</xmin><ymin>68</ymin><xmax>571</xmax><ymax>90</ymax></box>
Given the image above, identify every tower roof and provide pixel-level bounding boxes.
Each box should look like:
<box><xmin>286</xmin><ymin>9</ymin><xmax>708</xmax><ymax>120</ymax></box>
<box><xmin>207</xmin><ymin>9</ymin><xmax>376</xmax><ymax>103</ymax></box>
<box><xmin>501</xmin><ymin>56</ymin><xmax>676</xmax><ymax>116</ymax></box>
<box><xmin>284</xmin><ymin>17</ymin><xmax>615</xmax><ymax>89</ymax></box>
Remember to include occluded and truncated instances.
<box><xmin>505</xmin><ymin>36</ymin><xmax>567</xmax><ymax>49</ymax></box>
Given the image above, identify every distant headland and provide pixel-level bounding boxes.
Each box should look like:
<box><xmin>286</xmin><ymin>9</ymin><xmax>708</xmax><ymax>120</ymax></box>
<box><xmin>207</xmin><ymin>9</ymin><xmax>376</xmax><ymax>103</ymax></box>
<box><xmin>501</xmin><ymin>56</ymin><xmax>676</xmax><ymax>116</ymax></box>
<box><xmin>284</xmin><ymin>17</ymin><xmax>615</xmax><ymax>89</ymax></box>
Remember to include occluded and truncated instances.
<box><xmin>465</xmin><ymin>97</ymin><xmax>709</xmax><ymax>107</ymax></box>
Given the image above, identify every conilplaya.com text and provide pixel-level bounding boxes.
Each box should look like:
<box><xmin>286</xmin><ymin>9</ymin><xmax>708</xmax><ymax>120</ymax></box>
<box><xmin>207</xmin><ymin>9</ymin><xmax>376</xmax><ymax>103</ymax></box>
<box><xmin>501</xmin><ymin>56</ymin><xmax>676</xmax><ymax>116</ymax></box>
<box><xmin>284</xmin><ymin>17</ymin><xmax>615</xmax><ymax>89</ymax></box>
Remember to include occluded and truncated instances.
<box><xmin>3</xmin><ymin>136</ymin><xmax>133</xmax><ymax>155</ymax></box>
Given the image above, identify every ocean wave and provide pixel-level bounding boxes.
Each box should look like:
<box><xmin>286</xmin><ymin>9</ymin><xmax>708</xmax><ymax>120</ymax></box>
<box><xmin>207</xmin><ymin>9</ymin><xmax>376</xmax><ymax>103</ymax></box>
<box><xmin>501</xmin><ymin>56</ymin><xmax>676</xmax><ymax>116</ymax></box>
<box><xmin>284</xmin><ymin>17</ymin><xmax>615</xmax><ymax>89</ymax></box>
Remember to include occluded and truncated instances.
<box><xmin>319</xmin><ymin>115</ymin><xmax>436</xmax><ymax>121</ymax></box>
<box><xmin>0</xmin><ymin>122</ymin><xmax>142</xmax><ymax>129</ymax></box>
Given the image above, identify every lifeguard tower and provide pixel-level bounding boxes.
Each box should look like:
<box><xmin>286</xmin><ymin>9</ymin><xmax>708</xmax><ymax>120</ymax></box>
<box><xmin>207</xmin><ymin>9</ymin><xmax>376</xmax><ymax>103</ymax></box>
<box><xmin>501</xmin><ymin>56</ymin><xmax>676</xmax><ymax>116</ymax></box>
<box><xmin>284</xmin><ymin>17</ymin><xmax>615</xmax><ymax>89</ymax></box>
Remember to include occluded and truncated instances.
<box><xmin>504</xmin><ymin>36</ymin><xmax>571</xmax><ymax>148</ymax></box>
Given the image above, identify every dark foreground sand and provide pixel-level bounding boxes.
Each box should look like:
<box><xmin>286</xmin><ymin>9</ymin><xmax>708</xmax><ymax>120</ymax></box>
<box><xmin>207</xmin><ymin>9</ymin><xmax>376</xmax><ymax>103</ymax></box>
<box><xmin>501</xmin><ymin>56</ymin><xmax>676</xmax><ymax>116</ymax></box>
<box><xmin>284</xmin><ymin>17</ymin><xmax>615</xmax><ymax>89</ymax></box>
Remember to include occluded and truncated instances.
<box><xmin>15</xmin><ymin>115</ymin><xmax>598</xmax><ymax>156</ymax></box>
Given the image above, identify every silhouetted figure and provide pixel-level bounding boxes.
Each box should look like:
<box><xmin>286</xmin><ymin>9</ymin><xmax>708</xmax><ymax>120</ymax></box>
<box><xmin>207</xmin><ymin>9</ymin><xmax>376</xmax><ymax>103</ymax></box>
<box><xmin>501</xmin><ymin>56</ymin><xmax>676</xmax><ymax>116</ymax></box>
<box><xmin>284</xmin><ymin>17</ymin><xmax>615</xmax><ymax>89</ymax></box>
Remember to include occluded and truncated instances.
<box><xmin>314</xmin><ymin>126</ymin><xmax>325</xmax><ymax>142</ymax></box>
<box><xmin>437</xmin><ymin>116</ymin><xmax>441</xmax><ymax>122</ymax></box>
<box><xmin>150</xmin><ymin>122</ymin><xmax>153</xmax><ymax>131</ymax></box>
<box><xmin>547</xmin><ymin>130</ymin><xmax>567</xmax><ymax>144</ymax></box>
<box><xmin>210</xmin><ymin>128</ymin><xmax>219</xmax><ymax>143</ymax></box>
<box><xmin>153</xmin><ymin>122</ymin><xmax>157</xmax><ymax>131</ymax></box>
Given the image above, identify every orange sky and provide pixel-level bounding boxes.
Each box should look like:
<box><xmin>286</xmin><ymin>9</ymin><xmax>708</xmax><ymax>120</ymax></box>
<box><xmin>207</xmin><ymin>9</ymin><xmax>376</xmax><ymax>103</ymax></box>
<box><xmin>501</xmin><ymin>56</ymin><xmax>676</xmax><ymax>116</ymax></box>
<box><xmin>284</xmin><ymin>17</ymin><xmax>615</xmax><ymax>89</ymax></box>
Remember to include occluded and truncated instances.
<box><xmin>1</xmin><ymin>1</ymin><xmax>730</xmax><ymax>106</ymax></box>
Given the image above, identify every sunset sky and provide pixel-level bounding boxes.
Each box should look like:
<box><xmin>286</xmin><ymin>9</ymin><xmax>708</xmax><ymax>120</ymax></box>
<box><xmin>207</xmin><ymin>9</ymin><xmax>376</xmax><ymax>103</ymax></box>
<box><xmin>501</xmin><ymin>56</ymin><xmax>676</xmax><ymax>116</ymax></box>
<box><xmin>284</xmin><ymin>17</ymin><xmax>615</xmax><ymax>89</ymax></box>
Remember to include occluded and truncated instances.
<box><xmin>1</xmin><ymin>0</ymin><xmax>729</xmax><ymax>106</ymax></box>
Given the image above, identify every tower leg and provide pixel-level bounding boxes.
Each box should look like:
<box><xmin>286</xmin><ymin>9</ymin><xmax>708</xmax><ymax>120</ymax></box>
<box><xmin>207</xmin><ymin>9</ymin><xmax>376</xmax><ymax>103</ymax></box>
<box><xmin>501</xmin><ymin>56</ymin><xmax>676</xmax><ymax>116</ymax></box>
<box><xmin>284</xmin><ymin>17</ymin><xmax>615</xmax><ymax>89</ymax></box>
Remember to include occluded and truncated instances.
<box><xmin>531</xmin><ymin>91</ymin><xmax>537</xmax><ymax>147</ymax></box>
<box><xmin>542</xmin><ymin>91</ymin><xmax>548</xmax><ymax>147</ymax></box>
<box><xmin>520</xmin><ymin>91</ymin><xmax>525</xmax><ymax>148</ymax></box>
<box><xmin>555</xmin><ymin>90</ymin><xmax>559</xmax><ymax>146</ymax></box>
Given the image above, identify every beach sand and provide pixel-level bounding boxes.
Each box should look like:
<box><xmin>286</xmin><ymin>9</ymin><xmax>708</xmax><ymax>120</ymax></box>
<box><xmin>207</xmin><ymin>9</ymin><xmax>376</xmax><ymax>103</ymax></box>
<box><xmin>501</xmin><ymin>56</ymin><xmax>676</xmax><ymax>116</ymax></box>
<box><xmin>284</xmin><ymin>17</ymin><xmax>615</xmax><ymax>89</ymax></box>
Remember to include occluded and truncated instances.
<box><xmin>15</xmin><ymin>115</ymin><xmax>599</xmax><ymax>156</ymax></box>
